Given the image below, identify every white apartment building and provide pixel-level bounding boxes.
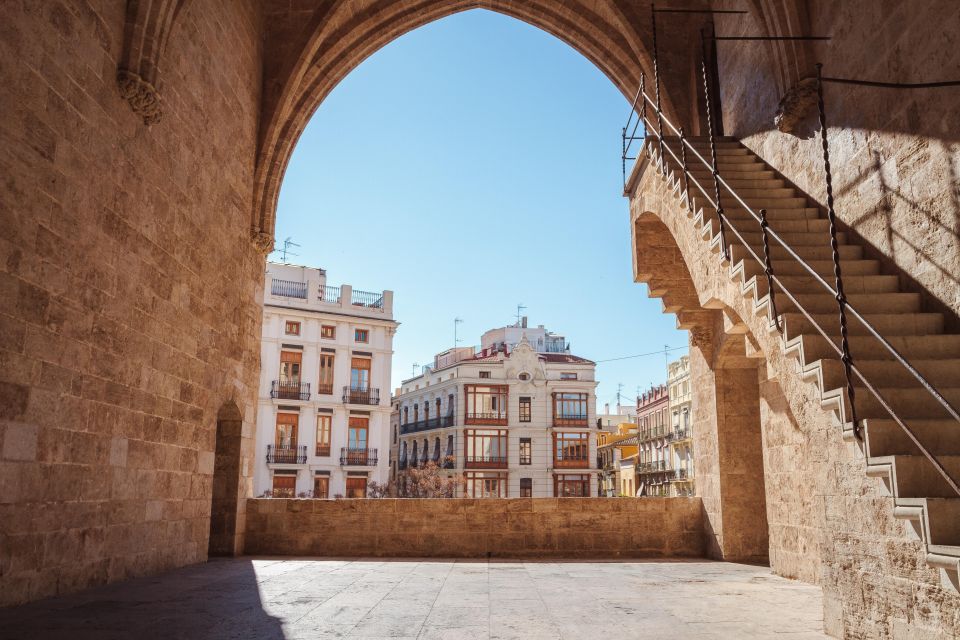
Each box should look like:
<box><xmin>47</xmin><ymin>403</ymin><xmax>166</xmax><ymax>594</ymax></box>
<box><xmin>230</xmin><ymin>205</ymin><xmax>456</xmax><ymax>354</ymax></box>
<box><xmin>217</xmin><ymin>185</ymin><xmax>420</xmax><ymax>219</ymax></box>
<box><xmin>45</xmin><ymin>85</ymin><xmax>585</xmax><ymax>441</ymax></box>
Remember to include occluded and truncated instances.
<box><xmin>667</xmin><ymin>355</ymin><xmax>694</xmax><ymax>497</ymax></box>
<box><xmin>255</xmin><ymin>262</ymin><xmax>397</xmax><ymax>499</ymax></box>
<box><xmin>391</xmin><ymin>319</ymin><xmax>598</xmax><ymax>498</ymax></box>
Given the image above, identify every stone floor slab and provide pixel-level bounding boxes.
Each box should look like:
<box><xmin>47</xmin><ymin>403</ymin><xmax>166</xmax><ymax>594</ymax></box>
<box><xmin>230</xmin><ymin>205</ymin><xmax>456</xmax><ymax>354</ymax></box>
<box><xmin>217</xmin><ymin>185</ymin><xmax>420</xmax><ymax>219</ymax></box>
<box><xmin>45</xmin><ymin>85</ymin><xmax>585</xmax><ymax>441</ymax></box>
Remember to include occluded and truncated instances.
<box><xmin>0</xmin><ymin>557</ymin><xmax>829</xmax><ymax>639</ymax></box>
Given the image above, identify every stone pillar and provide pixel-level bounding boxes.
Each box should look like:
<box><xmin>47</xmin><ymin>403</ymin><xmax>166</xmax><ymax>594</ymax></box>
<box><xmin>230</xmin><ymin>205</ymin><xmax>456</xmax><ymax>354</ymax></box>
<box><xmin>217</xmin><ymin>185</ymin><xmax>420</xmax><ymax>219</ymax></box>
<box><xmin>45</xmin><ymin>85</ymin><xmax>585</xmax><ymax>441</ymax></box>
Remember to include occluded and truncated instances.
<box><xmin>691</xmin><ymin>339</ymin><xmax>770</xmax><ymax>563</ymax></box>
<box><xmin>208</xmin><ymin>403</ymin><xmax>245</xmax><ymax>556</ymax></box>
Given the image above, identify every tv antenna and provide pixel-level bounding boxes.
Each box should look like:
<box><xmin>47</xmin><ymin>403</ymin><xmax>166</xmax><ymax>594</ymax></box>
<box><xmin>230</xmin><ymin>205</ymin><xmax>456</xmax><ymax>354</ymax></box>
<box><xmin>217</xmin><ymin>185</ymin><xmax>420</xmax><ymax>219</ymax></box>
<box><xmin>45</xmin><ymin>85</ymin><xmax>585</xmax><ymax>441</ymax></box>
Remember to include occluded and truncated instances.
<box><xmin>454</xmin><ymin>317</ymin><xmax>464</xmax><ymax>346</ymax></box>
<box><xmin>411</xmin><ymin>362</ymin><xmax>419</xmax><ymax>377</ymax></box>
<box><xmin>515</xmin><ymin>303</ymin><xmax>527</xmax><ymax>325</ymax></box>
<box><xmin>278</xmin><ymin>237</ymin><xmax>300</xmax><ymax>264</ymax></box>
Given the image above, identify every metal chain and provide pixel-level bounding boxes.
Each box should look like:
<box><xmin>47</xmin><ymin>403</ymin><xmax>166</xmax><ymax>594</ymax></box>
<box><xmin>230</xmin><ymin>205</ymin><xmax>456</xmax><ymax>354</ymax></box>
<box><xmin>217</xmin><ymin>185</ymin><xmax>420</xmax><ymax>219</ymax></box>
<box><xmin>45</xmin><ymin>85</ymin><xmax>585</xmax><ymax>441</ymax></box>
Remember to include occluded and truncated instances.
<box><xmin>651</xmin><ymin>4</ymin><xmax>667</xmax><ymax>172</ymax></box>
<box><xmin>700</xmin><ymin>36</ymin><xmax>729</xmax><ymax>260</ymax></box>
<box><xmin>816</xmin><ymin>62</ymin><xmax>860</xmax><ymax>439</ymax></box>
<box><xmin>758</xmin><ymin>208</ymin><xmax>782</xmax><ymax>331</ymax></box>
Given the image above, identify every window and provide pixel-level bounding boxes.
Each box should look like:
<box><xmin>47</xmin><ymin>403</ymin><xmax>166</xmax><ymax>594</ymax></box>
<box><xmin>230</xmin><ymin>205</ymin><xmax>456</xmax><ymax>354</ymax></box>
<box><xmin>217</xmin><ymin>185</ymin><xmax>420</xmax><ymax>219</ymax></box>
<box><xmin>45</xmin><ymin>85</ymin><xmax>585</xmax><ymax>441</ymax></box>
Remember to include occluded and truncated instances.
<box><xmin>479</xmin><ymin>371</ymin><xmax>491</xmax><ymax>379</ymax></box>
<box><xmin>354</xmin><ymin>328</ymin><xmax>369</xmax><ymax>343</ymax></box>
<box><xmin>278</xmin><ymin>350</ymin><xmax>302</xmax><ymax>384</ymax></box>
<box><xmin>464</xmin><ymin>429</ymin><xmax>508</xmax><ymax>467</ymax></box>
<box><xmin>313</xmin><ymin>475</ymin><xmax>329</xmax><ymax>499</ymax></box>
<box><xmin>518</xmin><ymin>372</ymin><xmax>531</xmax><ymax>381</ymax></box>
<box><xmin>553</xmin><ymin>392</ymin><xmax>588</xmax><ymax>426</ymax></box>
<box><xmin>350</xmin><ymin>357</ymin><xmax>371</xmax><ymax>391</ymax></box>
<box><xmin>519</xmin><ymin>397</ymin><xmax>531</xmax><ymax>422</ymax></box>
<box><xmin>272</xmin><ymin>474</ymin><xmax>296</xmax><ymax>498</ymax></box>
<box><xmin>318</xmin><ymin>353</ymin><xmax>335</xmax><ymax>394</ymax></box>
<box><xmin>275</xmin><ymin>413</ymin><xmax>299</xmax><ymax>451</ymax></box>
<box><xmin>465</xmin><ymin>385</ymin><xmax>508</xmax><ymax>424</ymax></box>
<box><xmin>435</xmin><ymin>398</ymin><xmax>442</xmax><ymax>421</ymax></box>
<box><xmin>345</xmin><ymin>476</ymin><xmax>367</xmax><ymax>498</ymax></box>
<box><xmin>284</xmin><ymin>320</ymin><xmax>301</xmax><ymax>336</ymax></box>
<box><xmin>464</xmin><ymin>471</ymin><xmax>507</xmax><ymax>498</ymax></box>
<box><xmin>321</xmin><ymin>325</ymin><xmax>336</xmax><ymax>339</ymax></box>
<box><xmin>520</xmin><ymin>478</ymin><xmax>532</xmax><ymax>498</ymax></box>
<box><xmin>553</xmin><ymin>473</ymin><xmax>589</xmax><ymax>497</ymax></box>
<box><xmin>348</xmin><ymin>416</ymin><xmax>369</xmax><ymax>450</ymax></box>
<box><xmin>560</xmin><ymin>372</ymin><xmax>577</xmax><ymax>380</ymax></box>
<box><xmin>519</xmin><ymin>438</ymin><xmax>532</xmax><ymax>465</ymax></box>
<box><xmin>553</xmin><ymin>432</ymin><xmax>589</xmax><ymax>468</ymax></box>
<box><xmin>316</xmin><ymin>415</ymin><xmax>331</xmax><ymax>456</ymax></box>
<box><xmin>447</xmin><ymin>394</ymin><xmax>455</xmax><ymax>417</ymax></box>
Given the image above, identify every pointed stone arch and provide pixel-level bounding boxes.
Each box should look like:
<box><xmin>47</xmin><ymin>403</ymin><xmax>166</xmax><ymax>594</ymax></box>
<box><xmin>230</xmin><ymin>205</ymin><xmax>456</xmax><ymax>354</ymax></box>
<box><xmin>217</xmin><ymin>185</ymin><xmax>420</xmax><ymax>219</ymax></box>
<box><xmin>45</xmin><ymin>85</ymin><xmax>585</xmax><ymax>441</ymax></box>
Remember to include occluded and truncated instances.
<box><xmin>209</xmin><ymin>400</ymin><xmax>245</xmax><ymax>556</ymax></box>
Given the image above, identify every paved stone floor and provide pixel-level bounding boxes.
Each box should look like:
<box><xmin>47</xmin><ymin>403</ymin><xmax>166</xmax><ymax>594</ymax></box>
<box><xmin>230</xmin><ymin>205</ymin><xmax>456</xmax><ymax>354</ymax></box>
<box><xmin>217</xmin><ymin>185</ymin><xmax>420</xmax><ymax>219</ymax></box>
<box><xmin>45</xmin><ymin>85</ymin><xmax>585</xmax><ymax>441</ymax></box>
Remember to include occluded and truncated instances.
<box><xmin>0</xmin><ymin>558</ymin><xmax>829</xmax><ymax>639</ymax></box>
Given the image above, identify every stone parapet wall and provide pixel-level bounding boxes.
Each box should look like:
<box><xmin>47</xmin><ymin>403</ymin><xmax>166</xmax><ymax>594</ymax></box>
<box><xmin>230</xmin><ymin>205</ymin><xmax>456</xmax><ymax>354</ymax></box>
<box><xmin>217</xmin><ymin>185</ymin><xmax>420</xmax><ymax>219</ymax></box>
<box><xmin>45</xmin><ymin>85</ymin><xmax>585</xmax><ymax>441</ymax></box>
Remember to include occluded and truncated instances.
<box><xmin>245</xmin><ymin>498</ymin><xmax>706</xmax><ymax>558</ymax></box>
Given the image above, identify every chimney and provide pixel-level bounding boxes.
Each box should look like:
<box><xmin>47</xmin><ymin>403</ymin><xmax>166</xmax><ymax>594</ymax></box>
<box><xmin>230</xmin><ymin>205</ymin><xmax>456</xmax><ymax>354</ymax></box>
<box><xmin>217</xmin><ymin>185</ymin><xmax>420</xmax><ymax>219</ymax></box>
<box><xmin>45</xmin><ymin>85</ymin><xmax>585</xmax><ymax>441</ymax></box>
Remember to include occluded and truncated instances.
<box><xmin>521</xmin><ymin>316</ymin><xmax>528</xmax><ymax>328</ymax></box>
<box><xmin>604</xmin><ymin>402</ymin><xmax>610</xmax><ymax>415</ymax></box>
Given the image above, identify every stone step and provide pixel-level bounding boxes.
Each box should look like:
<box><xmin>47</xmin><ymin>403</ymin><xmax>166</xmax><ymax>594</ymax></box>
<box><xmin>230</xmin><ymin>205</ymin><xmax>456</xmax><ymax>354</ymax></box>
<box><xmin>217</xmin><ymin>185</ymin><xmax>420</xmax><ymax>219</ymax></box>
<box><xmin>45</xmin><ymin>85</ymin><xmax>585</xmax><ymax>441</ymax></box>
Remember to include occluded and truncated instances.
<box><xmin>795</xmin><ymin>334</ymin><xmax>960</xmax><ymax>362</ymax></box>
<box><xmin>782</xmin><ymin>311</ymin><xmax>944</xmax><ymax>338</ymax></box>
<box><xmin>862</xmin><ymin>418</ymin><xmax>960</xmax><ymax>457</ymax></box>
<box><xmin>828</xmin><ymin>386</ymin><xmax>960</xmax><ymax>420</ymax></box>
<box><xmin>867</xmin><ymin>454</ymin><xmax>960</xmax><ymax>499</ymax></box>
<box><xmin>687</xmin><ymin>168</ymin><xmax>777</xmax><ymax>181</ymax></box>
<box><xmin>729</xmin><ymin>241</ymin><xmax>863</xmax><ymax>263</ymax></box>
<box><xmin>698</xmin><ymin>204</ymin><xmax>821</xmax><ymax>221</ymax></box>
<box><xmin>751</xmin><ymin>273</ymin><xmax>900</xmax><ymax>295</ymax></box>
<box><xmin>894</xmin><ymin>498</ymin><xmax>960</xmax><ymax>546</ymax></box>
<box><xmin>732</xmin><ymin>229</ymin><xmax>849</xmax><ymax>246</ymax></box>
<box><xmin>775</xmin><ymin>291</ymin><xmax>921</xmax><ymax>315</ymax></box>
<box><xmin>814</xmin><ymin>357</ymin><xmax>960</xmax><ymax>390</ymax></box>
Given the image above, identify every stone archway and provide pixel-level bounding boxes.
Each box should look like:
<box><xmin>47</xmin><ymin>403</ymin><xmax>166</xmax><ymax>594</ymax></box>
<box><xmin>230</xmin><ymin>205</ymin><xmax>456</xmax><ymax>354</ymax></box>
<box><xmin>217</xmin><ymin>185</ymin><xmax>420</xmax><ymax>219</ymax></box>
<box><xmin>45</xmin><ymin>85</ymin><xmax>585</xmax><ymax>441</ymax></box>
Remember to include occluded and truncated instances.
<box><xmin>209</xmin><ymin>401</ymin><xmax>245</xmax><ymax>557</ymax></box>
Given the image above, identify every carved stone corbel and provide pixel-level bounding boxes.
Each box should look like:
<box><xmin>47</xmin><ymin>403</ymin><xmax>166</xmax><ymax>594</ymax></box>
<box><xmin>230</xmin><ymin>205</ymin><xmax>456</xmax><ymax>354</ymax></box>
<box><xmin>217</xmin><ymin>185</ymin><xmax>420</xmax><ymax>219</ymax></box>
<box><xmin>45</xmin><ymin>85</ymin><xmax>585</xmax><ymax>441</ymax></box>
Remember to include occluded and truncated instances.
<box><xmin>117</xmin><ymin>0</ymin><xmax>186</xmax><ymax>125</ymax></box>
<box><xmin>251</xmin><ymin>229</ymin><xmax>275</xmax><ymax>255</ymax></box>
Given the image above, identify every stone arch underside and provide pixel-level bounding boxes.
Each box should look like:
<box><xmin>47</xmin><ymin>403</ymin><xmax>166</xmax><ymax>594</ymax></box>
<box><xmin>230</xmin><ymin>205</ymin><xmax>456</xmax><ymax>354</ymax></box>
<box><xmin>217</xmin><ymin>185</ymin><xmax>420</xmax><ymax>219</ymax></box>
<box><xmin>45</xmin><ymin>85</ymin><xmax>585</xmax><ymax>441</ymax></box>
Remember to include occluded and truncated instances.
<box><xmin>250</xmin><ymin>0</ymin><xmax>703</xmax><ymax>248</ymax></box>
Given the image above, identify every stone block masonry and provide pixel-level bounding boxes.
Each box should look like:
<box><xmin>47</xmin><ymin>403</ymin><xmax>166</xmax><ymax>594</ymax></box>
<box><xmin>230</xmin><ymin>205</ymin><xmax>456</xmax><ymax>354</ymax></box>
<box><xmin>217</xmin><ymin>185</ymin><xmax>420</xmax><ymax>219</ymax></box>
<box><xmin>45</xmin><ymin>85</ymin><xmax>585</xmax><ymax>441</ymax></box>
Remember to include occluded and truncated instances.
<box><xmin>245</xmin><ymin>497</ymin><xmax>706</xmax><ymax>559</ymax></box>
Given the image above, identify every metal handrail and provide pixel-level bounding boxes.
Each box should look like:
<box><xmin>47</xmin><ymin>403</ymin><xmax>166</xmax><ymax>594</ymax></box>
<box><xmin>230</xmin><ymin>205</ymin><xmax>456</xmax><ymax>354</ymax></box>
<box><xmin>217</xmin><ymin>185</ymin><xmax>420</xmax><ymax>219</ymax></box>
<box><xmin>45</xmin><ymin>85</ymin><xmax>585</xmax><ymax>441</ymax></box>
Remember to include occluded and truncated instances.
<box><xmin>625</xmin><ymin>79</ymin><xmax>960</xmax><ymax>498</ymax></box>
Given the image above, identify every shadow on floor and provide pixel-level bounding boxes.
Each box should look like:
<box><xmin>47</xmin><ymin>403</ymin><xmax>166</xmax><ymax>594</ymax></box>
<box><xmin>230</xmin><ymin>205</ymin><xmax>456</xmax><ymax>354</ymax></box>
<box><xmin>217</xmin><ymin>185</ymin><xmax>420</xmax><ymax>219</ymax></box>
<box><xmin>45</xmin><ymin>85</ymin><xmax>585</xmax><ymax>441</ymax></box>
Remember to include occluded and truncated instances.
<box><xmin>0</xmin><ymin>558</ymin><xmax>285</xmax><ymax>640</ymax></box>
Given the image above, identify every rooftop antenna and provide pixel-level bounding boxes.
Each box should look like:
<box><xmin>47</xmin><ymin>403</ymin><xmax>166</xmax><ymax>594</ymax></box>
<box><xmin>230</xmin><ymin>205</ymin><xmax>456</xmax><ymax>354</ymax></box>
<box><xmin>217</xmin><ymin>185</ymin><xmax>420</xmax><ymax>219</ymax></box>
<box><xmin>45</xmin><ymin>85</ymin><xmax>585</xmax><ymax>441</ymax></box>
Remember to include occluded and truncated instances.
<box><xmin>411</xmin><ymin>362</ymin><xmax>419</xmax><ymax>377</ymax></box>
<box><xmin>454</xmin><ymin>317</ymin><xmax>464</xmax><ymax>346</ymax></box>
<box><xmin>515</xmin><ymin>303</ymin><xmax>527</xmax><ymax>326</ymax></box>
<box><xmin>616</xmin><ymin>383</ymin><xmax>624</xmax><ymax>412</ymax></box>
<box><xmin>279</xmin><ymin>237</ymin><xmax>300</xmax><ymax>264</ymax></box>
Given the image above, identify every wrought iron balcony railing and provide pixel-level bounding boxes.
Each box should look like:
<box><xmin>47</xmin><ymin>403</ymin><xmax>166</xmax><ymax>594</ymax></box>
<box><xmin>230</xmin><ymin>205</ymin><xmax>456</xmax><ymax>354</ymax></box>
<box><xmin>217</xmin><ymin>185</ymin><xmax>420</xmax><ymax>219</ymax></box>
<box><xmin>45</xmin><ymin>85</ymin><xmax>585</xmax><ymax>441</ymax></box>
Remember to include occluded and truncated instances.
<box><xmin>340</xmin><ymin>447</ymin><xmax>378</xmax><ymax>466</ymax></box>
<box><xmin>315</xmin><ymin>444</ymin><xmax>330</xmax><ymax>457</ymax></box>
<box><xmin>316</xmin><ymin>383</ymin><xmax>334</xmax><ymax>396</ymax></box>
<box><xmin>400</xmin><ymin>415</ymin><xmax>455</xmax><ymax>434</ymax></box>
<box><xmin>343</xmin><ymin>386</ymin><xmax>380</xmax><ymax>405</ymax></box>
<box><xmin>266</xmin><ymin>444</ymin><xmax>307</xmax><ymax>464</ymax></box>
<box><xmin>271</xmin><ymin>380</ymin><xmax>310</xmax><ymax>401</ymax></box>
<box><xmin>270</xmin><ymin>278</ymin><xmax>307</xmax><ymax>299</ymax></box>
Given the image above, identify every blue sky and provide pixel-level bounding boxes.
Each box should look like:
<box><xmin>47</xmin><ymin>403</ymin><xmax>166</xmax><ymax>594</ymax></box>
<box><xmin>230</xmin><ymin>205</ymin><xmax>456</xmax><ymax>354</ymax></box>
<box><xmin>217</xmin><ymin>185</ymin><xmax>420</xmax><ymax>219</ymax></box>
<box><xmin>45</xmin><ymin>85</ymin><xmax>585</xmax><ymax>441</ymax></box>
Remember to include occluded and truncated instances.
<box><xmin>274</xmin><ymin>9</ymin><xmax>687</xmax><ymax>409</ymax></box>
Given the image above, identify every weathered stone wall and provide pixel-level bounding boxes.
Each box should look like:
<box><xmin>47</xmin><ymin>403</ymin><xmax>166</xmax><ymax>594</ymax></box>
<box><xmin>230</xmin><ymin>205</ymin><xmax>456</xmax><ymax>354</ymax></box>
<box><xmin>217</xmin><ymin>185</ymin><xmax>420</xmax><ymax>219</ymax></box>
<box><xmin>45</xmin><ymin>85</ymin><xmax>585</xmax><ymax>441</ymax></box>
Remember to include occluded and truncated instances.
<box><xmin>630</xmin><ymin>152</ymin><xmax>960</xmax><ymax>639</ymax></box>
<box><xmin>245</xmin><ymin>498</ymin><xmax>706</xmax><ymax>559</ymax></box>
<box><xmin>714</xmin><ymin>0</ymin><xmax>960</xmax><ymax>324</ymax></box>
<box><xmin>0</xmin><ymin>0</ymin><xmax>264</xmax><ymax>606</ymax></box>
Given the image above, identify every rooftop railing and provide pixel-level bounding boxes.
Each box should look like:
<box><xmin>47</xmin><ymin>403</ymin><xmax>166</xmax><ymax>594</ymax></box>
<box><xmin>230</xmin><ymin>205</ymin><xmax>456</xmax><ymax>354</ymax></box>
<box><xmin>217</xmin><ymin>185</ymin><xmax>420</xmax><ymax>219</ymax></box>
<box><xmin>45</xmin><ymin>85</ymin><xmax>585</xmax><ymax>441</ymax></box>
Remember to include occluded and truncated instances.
<box><xmin>270</xmin><ymin>278</ymin><xmax>307</xmax><ymax>299</ymax></box>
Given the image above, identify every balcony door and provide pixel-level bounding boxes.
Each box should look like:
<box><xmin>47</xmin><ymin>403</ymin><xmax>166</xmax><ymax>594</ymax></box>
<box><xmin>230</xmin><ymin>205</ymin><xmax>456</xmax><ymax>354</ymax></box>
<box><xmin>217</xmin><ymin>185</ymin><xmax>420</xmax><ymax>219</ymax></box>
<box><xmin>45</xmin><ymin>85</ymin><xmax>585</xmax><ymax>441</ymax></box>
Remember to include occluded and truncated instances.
<box><xmin>348</xmin><ymin>416</ymin><xmax>369</xmax><ymax>451</ymax></box>
<box><xmin>275</xmin><ymin>413</ymin><xmax>298</xmax><ymax>450</ymax></box>
<box><xmin>279</xmin><ymin>351</ymin><xmax>302</xmax><ymax>384</ymax></box>
<box><xmin>350</xmin><ymin>357</ymin><xmax>371</xmax><ymax>391</ymax></box>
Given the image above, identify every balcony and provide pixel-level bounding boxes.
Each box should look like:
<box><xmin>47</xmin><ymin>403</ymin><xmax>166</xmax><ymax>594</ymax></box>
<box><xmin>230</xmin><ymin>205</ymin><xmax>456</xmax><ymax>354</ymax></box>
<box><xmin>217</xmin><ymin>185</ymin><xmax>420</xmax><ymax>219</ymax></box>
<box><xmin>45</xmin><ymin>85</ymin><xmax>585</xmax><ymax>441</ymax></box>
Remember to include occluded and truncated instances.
<box><xmin>271</xmin><ymin>380</ymin><xmax>310</xmax><ymax>401</ymax></box>
<box><xmin>554</xmin><ymin>456</ymin><xmax>591</xmax><ymax>469</ymax></box>
<box><xmin>673</xmin><ymin>468</ymin><xmax>689</xmax><ymax>481</ymax></box>
<box><xmin>351</xmin><ymin>288</ymin><xmax>384</xmax><ymax>309</ymax></box>
<box><xmin>316</xmin><ymin>383</ymin><xmax>334</xmax><ymax>396</ymax></box>
<box><xmin>398</xmin><ymin>457</ymin><xmax>408</xmax><ymax>470</ymax></box>
<box><xmin>442</xmin><ymin>456</ymin><xmax>455</xmax><ymax>469</ymax></box>
<box><xmin>340</xmin><ymin>447</ymin><xmax>378</xmax><ymax>466</ymax></box>
<box><xmin>270</xmin><ymin>278</ymin><xmax>307</xmax><ymax>299</ymax></box>
<box><xmin>343</xmin><ymin>386</ymin><xmax>380</xmax><ymax>405</ymax></box>
<box><xmin>464</xmin><ymin>454</ymin><xmax>508</xmax><ymax>469</ymax></box>
<box><xmin>266</xmin><ymin>445</ymin><xmax>307</xmax><ymax>464</ymax></box>
<box><xmin>553</xmin><ymin>414</ymin><xmax>588</xmax><ymax>428</ymax></box>
<box><xmin>400</xmin><ymin>415</ymin><xmax>455</xmax><ymax>435</ymax></box>
<box><xmin>673</xmin><ymin>427</ymin><xmax>691</xmax><ymax>441</ymax></box>
<box><xmin>464</xmin><ymin>412</ymin><xmax>507</xmax><ymax>426</ymax></box>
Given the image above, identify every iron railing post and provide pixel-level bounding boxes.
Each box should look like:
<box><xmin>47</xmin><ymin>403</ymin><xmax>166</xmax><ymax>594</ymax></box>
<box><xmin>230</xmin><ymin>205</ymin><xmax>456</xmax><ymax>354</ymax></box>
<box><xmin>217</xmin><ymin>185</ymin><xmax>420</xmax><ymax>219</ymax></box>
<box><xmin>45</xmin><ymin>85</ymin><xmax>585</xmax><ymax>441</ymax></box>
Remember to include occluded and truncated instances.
<box><xmin>700</xmin><ymin>31</ymin><xmax>729</xmax><ymax>260</ymax></box>
<box><xmin>758</xmin><ymin>208</ymin><xmax>781</xmax><ymax>331</ymax></box>
<box><xmin>815</xmin><ymin>62</ymin><xmax>860</xmax><ymax>439</ymax></box>
<box><xmin>679</xmin><ymin>126</ymin><xmax>691</xmax><ymax>210</ymax></box>
<box><xmin>650</xmin><ymin>3</ymin><xmax>667</xmax><ymax>172</ymax></box>
<box><xmin>622</xmin><ymin>125</ymin><xmax>627</xmax><ymax>186</ymax></box>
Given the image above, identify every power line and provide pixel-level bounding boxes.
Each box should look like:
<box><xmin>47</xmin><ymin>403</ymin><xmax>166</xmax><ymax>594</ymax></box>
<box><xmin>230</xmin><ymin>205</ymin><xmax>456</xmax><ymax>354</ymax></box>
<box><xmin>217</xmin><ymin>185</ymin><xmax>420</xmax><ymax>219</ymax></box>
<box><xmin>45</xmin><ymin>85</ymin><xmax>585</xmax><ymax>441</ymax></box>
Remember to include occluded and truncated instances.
<box><xmin>594</xmin><ymin>345</ymin><xmax>686</xmax><ymax>363</ymax></box>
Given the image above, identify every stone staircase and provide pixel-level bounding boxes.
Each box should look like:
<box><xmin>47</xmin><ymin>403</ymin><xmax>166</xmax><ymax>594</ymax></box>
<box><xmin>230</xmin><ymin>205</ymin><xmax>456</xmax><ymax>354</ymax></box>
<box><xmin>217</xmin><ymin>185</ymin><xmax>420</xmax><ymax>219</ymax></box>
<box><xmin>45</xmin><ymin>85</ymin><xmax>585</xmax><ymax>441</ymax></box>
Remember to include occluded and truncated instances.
<box><xmin>649</xmin><ymin>135</ymin><xmax>960</xmax><ymax>591</ymax></box>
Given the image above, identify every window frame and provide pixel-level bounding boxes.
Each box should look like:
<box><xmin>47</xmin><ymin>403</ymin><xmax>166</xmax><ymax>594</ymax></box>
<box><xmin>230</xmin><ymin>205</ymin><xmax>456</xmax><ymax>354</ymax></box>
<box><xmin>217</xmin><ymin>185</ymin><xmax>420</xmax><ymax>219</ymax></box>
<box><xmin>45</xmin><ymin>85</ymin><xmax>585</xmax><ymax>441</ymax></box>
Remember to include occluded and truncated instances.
<box><xmin>553</xmin><ymin>431</ymin><xmax>590</xmax><ymax>468</ymax></box>
<box><xmin>318</xmin><ymin>353</ymin><xmax>335</xmax><ymax>394</ymax></box>
<box><xmin>519</xmin><ymin>437</ymin><xmax>532</xmax><ymax>465</ymax></box>
<box><xmin>519</xmin><ymin>396</ymin><xmax>532</xmax><ymax>422</ymax></box>
<box><xmin>320</xmin><ymin>324</ymin><xmax>336</xmax><ymax>339</ymax></box>
<box><xmin>552</xmin><ymin>392</ymin><xmax>588</xmax><ymax>427</ymax></box>
<box><xmin>463</xmin><ymin>428</ymin><xmax>508</xmax><ymax>468</ymax></box>
<box><xmin>553</xmin><ymin>473</ymin><xmax>590</xmax><ymax>497</ymax></box>
<box><xmin>316</xmin><ymin>414</ymin><xmax>331</xmax><ymax>456</ymax></box>
<box><xmin>519</xmin><ymin>477</ymin><xmax>533</xmax><ymax>498</ymax></box>
<box><xmin>464</xmin><ymin>385</ymin><xmax>508</xmax><ymax>425</ymax></box>
<box><xmin>354</xmin><ymin>328</ymin><xmax>369</xmax><ymax>343</ymax></box>
<box><xmin>284</xmin><ymin>320</ymin><xmax>301</xmax><ymax>336</ymax></box>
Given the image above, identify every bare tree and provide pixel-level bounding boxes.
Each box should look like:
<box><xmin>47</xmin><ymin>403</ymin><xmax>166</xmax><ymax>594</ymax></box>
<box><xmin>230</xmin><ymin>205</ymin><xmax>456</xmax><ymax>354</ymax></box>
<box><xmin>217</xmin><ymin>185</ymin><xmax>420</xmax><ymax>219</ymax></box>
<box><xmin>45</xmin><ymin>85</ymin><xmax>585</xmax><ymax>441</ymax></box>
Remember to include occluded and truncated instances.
<box><xmin>396</xmin><ymin>457</ymin><xmax>463</xmax><ymax>498</ymax></box>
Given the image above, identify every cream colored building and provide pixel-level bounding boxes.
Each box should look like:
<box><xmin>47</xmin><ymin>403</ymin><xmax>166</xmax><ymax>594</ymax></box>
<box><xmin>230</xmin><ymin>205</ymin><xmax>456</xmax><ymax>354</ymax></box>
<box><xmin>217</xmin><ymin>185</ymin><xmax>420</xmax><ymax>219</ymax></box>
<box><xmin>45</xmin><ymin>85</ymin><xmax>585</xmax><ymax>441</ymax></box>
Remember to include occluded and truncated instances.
<box><xmin>667</xmin><ymin>355</ymin><xmax>694</xmax><ymax>496</ymax></box>
<box><xmin>392</xmin><ymin>319</ymin><xmax>598</xmax><ymax>498</ymax></box>
<box><xmin>254</xmin><ymin>262</ymin><xmax>397</xmax><ymax>499</ymax></box>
